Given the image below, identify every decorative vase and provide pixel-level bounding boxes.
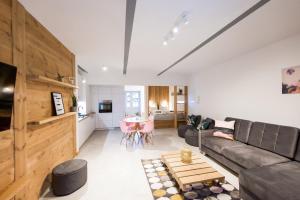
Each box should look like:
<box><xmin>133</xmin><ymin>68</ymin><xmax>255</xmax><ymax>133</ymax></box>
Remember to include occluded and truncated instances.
<box><xmin>181</xmin><ymin>148</ymin><xmax>192</xmax><ymax>163</ymax></box>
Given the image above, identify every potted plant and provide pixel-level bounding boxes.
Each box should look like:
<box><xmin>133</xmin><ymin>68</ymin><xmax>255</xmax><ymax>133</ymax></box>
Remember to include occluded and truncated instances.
<box><xmin>71</xmin><ymin>95</ymin><xmax>77</xmax><ymax>112</ymax></box>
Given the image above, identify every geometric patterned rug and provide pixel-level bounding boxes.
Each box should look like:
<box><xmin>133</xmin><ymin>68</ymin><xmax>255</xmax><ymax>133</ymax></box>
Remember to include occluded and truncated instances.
<box><xmin>142</xmin><ymin>159</ymin><xmax>240</xmax><ymax>200</ymax></box>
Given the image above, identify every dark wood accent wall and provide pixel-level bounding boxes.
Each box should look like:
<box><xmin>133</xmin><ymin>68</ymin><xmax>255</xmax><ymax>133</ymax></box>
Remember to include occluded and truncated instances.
<box><xmin>148</xmin><ymin>86</ymin><xmax>169</xmax><ymax>109</ymax></box>
<box><xmin>0</xmin><ymin>1</ymin><xmax>76</xmax><ymax>200</ymax></box>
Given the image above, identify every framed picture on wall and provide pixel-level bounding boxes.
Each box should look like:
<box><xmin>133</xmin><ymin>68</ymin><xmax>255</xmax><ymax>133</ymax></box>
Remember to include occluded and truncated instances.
<box><xmin>282</xmin><ymin>65</ymin><xmax>300</xmax><ymax>94</ymax></box>
<box><xmin>51</xmin><ymin>92</ymin><xmax>65</xmax><ymax>115</ymax></box>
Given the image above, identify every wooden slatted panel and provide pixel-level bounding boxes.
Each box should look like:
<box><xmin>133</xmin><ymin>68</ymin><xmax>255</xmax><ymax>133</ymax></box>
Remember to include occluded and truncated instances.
<box><xmin>163</xmin><ymin>155</ymin><xmax>200</xmax><ymax>163</ymax></box>
<box><xmin>168</xmin><ymin>159</ymin><xmax>205</xmax><ymax>168</ymax></box>
<box><xmin>175</xmin><ymin>167</ymin><xmax>217</xmax><ymax>178</ymax></box>
<box><xmin>0</xmin><ymin>0</ymin><xmax>13</xmax><ymax>64</ymax></box>
<box><xmin>172</xmin><ymin>163</ymin><xmax>211</xmax><ymax>173</ymax></box>
<box><xmin>0</xmin><ymin>130</ymin><xmax>14</xmax><ymax>193</ymax></box>
<box><xmin>0</xmin><ymin>1</ymin><xmax>76</xmax><ymax>200</ymax></box>
<box><xmin>161</xmin><ymin>152</ymin><xmax>180</xmax><ymax>158</ymax></box>
<box><xmin>161</xmin><ymin>151</ymin><xmax>225</xmax><ymax>191</ymax></box>
<box><xmin>179</xmin><ymin>171</ymin><xmax>225</xmax><ymax>187</ymax></box>
<box><xmin>0</xmin><ymin>0</ymin><xmax>14</xmax><ymax>196</ymax></box>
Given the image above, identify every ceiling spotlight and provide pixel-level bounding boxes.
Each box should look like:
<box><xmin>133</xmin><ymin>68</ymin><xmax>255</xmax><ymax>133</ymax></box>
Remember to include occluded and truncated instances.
<box><xmin>82</xmin><ymin>79</ymin><xmax>86</xmax><ymax>84</ymax></box>
<box><xmin>102</xmin><ymin>66</ymin><xmax>108</xmax><ymax>71</ymax></box>
<box><xmin>172</xmin><ymin>26</ymin><xmax>179</xmax><ymax>34</ymax></box>
<box><xmin>162</xmin><ymin>11</ymin><xmax>190</xmax><ymax>45</ymax></box>
<box><xmin>2</xmin><ymin>86</ymin><xmax>14</xmax><ymax>94</ymax></box>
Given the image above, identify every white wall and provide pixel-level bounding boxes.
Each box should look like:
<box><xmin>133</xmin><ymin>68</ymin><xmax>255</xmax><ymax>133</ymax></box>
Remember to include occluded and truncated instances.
<box><xmin>189</xmin><ymin>34</ymin><xmax>300</xmax><ymax>128</ymax></box>
<box><xmin>91</xmin><ymin>85</ymin><xmax>126</xmax><ymax>129</ymax></box>
<box><xmin>86</xmin><ymin>69</ymin><xmax>188</xmax><ymax>86</ymax></box>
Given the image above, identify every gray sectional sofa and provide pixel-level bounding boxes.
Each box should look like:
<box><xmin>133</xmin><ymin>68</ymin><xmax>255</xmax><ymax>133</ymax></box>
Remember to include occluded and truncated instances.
<box><xmin>201</xmin><ymin>117</ymin><xmax>300</xmax><ymax>200</ymax></box>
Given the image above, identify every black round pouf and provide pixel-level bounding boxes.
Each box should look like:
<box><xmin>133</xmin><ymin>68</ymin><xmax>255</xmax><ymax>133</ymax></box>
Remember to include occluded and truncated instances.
<box><xmin>52</xmin><ymin>159</ymin><xmax>87</xmax><ymax>196</ymax></box>
<box><xmin>185</xmin><ymin>129</ymin><xmax>199</xmax><ymax>147</ymax></box>
<box><xmin>178</xmin><ymin>125</ymin><xmax>193</xmax><ymax>138</ymax></box>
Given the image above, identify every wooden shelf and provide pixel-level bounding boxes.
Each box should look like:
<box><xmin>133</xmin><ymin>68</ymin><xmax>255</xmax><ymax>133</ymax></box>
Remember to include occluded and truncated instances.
<box><xmin>27</xmin><ymin>112</ymin><xmax>76</xmax><ymax>125</ymax></box>
<box><xmin>27</xmin><ymin>75</ymin><xmax>78</xmax><ymax>89</ymax></box>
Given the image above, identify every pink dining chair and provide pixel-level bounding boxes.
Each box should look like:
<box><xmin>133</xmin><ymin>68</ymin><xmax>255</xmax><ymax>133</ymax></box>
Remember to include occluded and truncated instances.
<box><xmin>140</xmin><ymin>119</ymin><xmax>154</xmax><ymax>144</ymax></box>
<box><xmin>120</xmin><ymin>120</ymin><xmax>134</xmax><ymax>146</ymax></box>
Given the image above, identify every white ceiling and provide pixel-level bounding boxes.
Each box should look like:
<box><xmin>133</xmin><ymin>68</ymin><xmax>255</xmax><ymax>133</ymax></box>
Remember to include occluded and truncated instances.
<box><xmin>171</xmin><ymin>0</ymin><xmax>300</xmax><ymax>75</ymax></box>
<box><xmin>19</xmin><ymin>0</ymin><xmax>300</xmax><ymax>78</ymax></box>
<box><xmin>128</xmin><ymin>0</ymin><xmax>258</xmax><ymax>72</ymax></box>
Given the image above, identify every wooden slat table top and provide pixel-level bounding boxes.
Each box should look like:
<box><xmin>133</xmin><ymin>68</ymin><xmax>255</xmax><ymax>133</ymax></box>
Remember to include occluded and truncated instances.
<box><xmin>161</xmin><ymin>151</ymin><xmax>180</xmax><ymax>157</ymax></box>
<box><xmin>175</xmin><ymin>167</ymin><xmax>217</xmax><ymax>178</ymax></box>
<box><xmin>161</xmin><ymin>151</ymin><xmax>225</xmax><ymax>191</ymax></box>
<box><xmin>162</xmin><ymin>155</ymin><xmax>200</xmax><ymax>163</ymax></box>
<box><xmin>168</xmin><ymin>159</ymin><xmax>205</xmax><ymax>167</ymax></box>
<box><xmin>172</xmin><ymin>163</ymin><xmax>211</xmax><ymax>173</ymax></box>
<box><xmin>179</xmin><ymin>171</ymin><xmax>224</xmax><ymax>185</ymax></box>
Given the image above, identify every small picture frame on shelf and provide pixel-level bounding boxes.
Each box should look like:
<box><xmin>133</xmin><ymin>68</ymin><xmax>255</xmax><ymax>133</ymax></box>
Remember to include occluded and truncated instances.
<box><xmin>51</xmin><ymin>92</ymin><xmax>65</xmax><ymax>116</ymax></box>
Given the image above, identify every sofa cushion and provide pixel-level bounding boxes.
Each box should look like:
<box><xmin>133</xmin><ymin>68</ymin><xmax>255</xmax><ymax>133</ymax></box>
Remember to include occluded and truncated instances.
<box><xmin>202</xmin><ymin>136</ymin><xmax>245</xmax><ymax>154</ymax></box>
<box><xmin>240</xmin><ymin>162</ymin><xmax>300</xmax><ymax>200</ymax></box>
<box><xmin>222</xmin><ymin>145</ymin><xmax>290</xmax><ymax>169</ymax></box>
<box><xmin>225</xmin><ymin>117</ymin><xmax>252</xmax><ymax>143</ymax></box>
<box><xmin>247</xmin><ymin>122</ymin><xmax>299</xmax><ymax>158</ymax></box>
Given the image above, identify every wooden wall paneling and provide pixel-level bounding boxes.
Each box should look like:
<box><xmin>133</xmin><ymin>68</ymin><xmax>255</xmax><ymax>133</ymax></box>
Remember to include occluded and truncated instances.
<box><xmin>24</xmin><ymin>5</ymin><xmax>76</xmax><ymax>200</ymax></box>
<box><xmin>148</xmin><ymin>86</ymin><xmax>169</xmax><ymax>109</ymax></box>
<box><xmin>12</xmin><ymin>1</ymin><xmax>27</xmax><ymax>199</ymax></box>
<box><xmin>174</xmin><ymin>86</ymin><xmax>177</xmax><ymax>128</ymax></box>
<box><xmin>0</xmin><ymin>130</ymin><xmax>14</xmax><ymax>193</ymax></box>
<box><xmin>25</xmin><ymin>12</ymin><xmax>73</xmax><ymax>78</ymax></box>
<box><xmin>0</xmin><ymin>0</ymin><xmax>13</xmax><ymax>64</ymax></box>
<box><xmin>0</xmin><ymin>0</ymin><xmax>15</xmax><ymax>196</ymax></box>
<box><xmin>0</xmin><ymin>1</ymin><xmax>76</xmax><ymax>199</ymax></box>
<box><xmin>26</xmin><ymin>83</ymin><xmax>72</xmax><ymax>122</ymax></box>
<box><xmin>159</xmin><ymin>86</ymin><xmax>169</xmax><ymax>104</ymax></box>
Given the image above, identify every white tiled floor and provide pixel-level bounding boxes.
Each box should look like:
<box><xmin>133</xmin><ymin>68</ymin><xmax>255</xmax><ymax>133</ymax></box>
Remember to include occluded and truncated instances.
<box><xmin>41</xmin><ymin>128</ymin><xmax>238</xmax><ymax>200</ymax></box>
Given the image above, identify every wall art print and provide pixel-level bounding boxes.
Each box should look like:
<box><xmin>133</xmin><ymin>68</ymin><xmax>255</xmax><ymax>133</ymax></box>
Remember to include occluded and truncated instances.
<box><xmin>282</xmin><ymin>66</ymin><xmax>300</xmax><ymax>94</ymax></box>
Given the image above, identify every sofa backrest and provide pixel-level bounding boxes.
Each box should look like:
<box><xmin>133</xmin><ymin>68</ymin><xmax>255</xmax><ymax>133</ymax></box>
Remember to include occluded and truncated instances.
<box><xmin>294</xmin><ymin>135</ymin><xmax>300</xmax><ymax>162</ymax></box>
<box><xmin>225</xmin><ymin>117</ymin><xmax>252</xmax><ymax>143</ymax></box>
<box><xmin>248</xmin><ymin>122</ymin><xmax>299</xmax><ymax>158</ymax></box>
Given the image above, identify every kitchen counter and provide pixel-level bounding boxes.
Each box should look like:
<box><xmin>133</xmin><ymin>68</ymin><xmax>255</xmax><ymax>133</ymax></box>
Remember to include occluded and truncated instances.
<box><xmin>78</xmin><ymin>112</ymin><xmax>96</xmax><ymax>122</ymax></box>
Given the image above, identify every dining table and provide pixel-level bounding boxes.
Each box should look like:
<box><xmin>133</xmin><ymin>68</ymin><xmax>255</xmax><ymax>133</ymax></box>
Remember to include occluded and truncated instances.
<box><xmin>123</xmin><ymin>116</ymin><xmax>150</xmax><ymax>146</ymax></box>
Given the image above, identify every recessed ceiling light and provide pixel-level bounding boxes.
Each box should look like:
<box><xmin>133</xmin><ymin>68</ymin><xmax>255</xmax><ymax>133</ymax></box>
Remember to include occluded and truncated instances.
<box><xmin>102</xmin><ymin>66</ymin><xmax>108</xmax><ymax>71</ymax></box>
<box><xmin>82</xmin><ymin>79</ymin><xmax>86</xmax><ymax>84</ymax></box>
<box><xmin>163</xmin><ymin>41</ymin><xmax>168</xmax><ymax>46</ymax></box>
<box><xmin>172</xmin><ymin>26</ymin><xmax>179</xmax><ymax>34</ymax></box>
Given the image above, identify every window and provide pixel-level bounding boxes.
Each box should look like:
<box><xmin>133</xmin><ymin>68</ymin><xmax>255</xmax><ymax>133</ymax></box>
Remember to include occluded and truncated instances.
<box><xmin>126</xmin><ymin>91</ymin><xmax>141</xmax><ymax>115</ymax></box>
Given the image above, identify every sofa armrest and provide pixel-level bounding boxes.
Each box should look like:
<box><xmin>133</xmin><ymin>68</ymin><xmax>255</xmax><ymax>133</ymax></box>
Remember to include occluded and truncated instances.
<box><xmin>201</xmin><ymin>129</ymin><xmax>214</xmax><ymax>137</ymax></box>
<box><xmin>200</xmin><ymin>129</ymin><xmax>215</xmax><ymax>149</ymax></box>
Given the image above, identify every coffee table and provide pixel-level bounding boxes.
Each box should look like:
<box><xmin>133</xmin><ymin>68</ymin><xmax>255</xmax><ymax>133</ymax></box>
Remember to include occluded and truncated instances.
<box><xmin>161</xmin><ymin>151</ymin><xmax>225</xmax><ymax>191</ymax></box>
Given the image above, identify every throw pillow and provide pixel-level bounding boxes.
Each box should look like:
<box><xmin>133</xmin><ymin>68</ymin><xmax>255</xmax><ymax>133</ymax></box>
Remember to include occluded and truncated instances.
<box><xmin>187</xmin><ymin>115</ymin><xmax>195</xmax><ymax>125</ymax></box>
<box><xmin>213</xmin><ymin>120</ymin><xmax>235</xmax><ymax>140</ymax></box>
<box><xmin>213</xmin><ymin>131</ymin><xmax>234</xmax><ymax>140</ymax></box>
<box><xmin>199</xmin><ymin>118</ymin><xmax>215</xmax><ymax>130</ymax></box>
<box><xmin>214</xmin><ymin>120</ymin><xmax>235</xmax><ymax>134</ymax></box>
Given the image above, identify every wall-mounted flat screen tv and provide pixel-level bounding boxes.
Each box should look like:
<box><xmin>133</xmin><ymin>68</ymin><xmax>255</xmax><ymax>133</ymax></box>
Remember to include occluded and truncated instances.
<box><xmin>0</xmin><ymin>62</ymin><xmax>17</xmax><ymax>132</ymax></box>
